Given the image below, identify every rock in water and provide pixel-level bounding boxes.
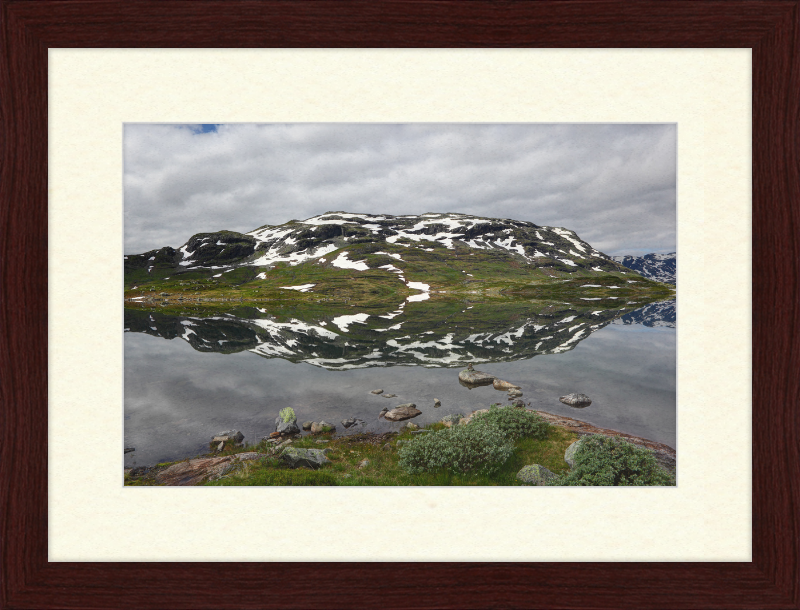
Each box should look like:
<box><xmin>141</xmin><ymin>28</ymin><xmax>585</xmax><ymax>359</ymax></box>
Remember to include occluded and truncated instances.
<box><xmin>214</xmin><ymin>430</ymin><xmax>244</xmax><ymax>444</ymax></box>
<box><xmin>302</xmin><ymin>421</ymin><xmax>313</xmax><ymax>431</ymax></box>
<box><xmin>458</xmin><ymin>368</ymin><xmax>496</xmax><ymax>386</ymax></box>
<box><xmin>311</xmin><ymin>421</ymin><xmax>336</xmax><ymax>434</ymax></box>
<box><xmin>383</xmin><ymin>404</ymin><xmax>421</xmax><ymax>421</ymax></box>
<box><xmin>275</xmin><ymin>416</ymin><xmax>300</xmax><ymax>435</ymax></box>
<box><xmin>371</xmin><ymin>389</ymin><xmax>384</xmax><ymax>394</ymax></box>
<box><xmin>559</xmin><ymin>393</ymin><xmax>592</xmax><ymax>407</ymax></box>
<box><xmin>280</xmin><ymin>447</ymin><xmax>331</xmax><ymax>469</ymax></box>
<box><xmin>517</xmin><ymin>464</ymin><xmax>557</xmax><ymax>486</ymax></box>
<box><xmin>493</xmin><ymin>379</ymin><xmax>521</xmax><ymax>390</ymax></box>
<box><xmin>434</xmin><ymin>398</ymin><xmax>441</xmax><ymax>408</ymax></box>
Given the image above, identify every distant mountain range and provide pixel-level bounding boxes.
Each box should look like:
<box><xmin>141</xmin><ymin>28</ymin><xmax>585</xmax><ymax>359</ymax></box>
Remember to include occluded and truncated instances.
<box><xmin>612</xmin><ymin>252</ymin><xmax>676</xmax><ymax>284</ymax></box>
<box><xmin>124</xmin><ymin>212</ymin><xmax>669</xmax><ymax>296</ymax></box>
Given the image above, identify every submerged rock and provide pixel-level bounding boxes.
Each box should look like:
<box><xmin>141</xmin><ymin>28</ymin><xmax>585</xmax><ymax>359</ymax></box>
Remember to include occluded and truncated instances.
<box><xmin>507</xmin><ymin>389</ymin><xmax>523</xmax><ymax>399</ymax></box>
<box><xmin>517</xmin><ymin>464</ymin><xmax>557</xmax><ymax>486</ymax></box>
<box><xmin>280</xmin><ymin>447</ymin><xmax>331</xmax><ymax>469</ymax></box>
<box><xmin>124</xmin><ymin>447</ymin><xmax>135</xmax><ymax>454</ymax></box>
<box><xmin>384</xmin><ymin>404</ymin><xmax>421</xmax><ymax>421</ymax></box>
<box><xmin>559</xmin><ymin>393</ymin><xmax>592</xmax><ymax>407</ymax></box>
<box><xmin>383</xmin><ymin>394</ymin><xmax>397</xmax><ymax>398</ymax></box>
<box><xmin>493</xmin><ymin>379</ymin><xmax>521</xmax><ymax>391</ymax></box>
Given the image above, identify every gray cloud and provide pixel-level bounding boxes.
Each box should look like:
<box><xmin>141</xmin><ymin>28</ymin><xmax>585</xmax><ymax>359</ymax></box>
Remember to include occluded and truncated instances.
<box><xmin>124</xmin><ymin>123</ymin><xmax>675</xmax><ymax>256</ymax></box>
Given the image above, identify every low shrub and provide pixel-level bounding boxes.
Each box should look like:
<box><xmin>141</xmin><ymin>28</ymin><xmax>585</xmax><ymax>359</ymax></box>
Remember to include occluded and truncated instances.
<box><xmin>470</xmin><ymin>405</ymin><xmax>550</xmax><ymax>440</ymax></box>
<box><xmin>397</xmin><ymin>424</ymin><xmax>514</xmax><ymax>476</ymax></box>
<box><xmin>279</xmin><ymin>407</ymin><xmax>296</xmax><ymax>423</ymax></box>
<box><xmin>550</xmin><ymin>435</ymin><xmax>675</xmax><ymax>486</ymax></box>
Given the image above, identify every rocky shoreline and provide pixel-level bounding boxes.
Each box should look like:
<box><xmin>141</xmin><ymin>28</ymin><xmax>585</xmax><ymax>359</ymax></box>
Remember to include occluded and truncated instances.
<box><xmin>532</xmin><ymin>410</ymin><xmax>676</xmax><ymax>473</ymax></box>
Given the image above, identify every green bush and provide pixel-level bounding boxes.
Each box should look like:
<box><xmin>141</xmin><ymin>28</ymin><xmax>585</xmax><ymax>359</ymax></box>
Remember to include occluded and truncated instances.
<box><xmin>397</xmin><ymin>424</ymin><xmax>514</xmax><ymax>476</ymax></box>
<box><xmin>279</xmin><ymin>407</ymin><xmax>296</xmax><ymax>423</ymax></box>
<box><xmin>469</xmin><ymin>405</ymin><xmax>550</xmax><ymax>440</ymax></box>
<box><xmin>550</xmin><ymin>435</ymin><xmax>675</xmax><ymax>486</ymax></box>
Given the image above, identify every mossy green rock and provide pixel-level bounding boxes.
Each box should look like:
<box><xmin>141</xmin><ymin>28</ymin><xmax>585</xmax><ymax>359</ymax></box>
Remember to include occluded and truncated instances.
<box><xmin>516</xmin><ymin>464</ymin><xmax>557</xmax><ymax>486</ymax></box>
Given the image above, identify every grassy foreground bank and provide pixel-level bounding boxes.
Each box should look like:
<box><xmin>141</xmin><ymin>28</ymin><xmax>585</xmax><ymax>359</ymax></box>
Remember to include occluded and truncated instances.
<box><xmin>125</xmin><ymin>407</ymin><xmax>675</xmax><ymax>487</ymax></box>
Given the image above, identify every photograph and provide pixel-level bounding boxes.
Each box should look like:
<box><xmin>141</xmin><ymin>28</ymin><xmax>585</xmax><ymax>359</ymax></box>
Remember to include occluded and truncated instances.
<box><xmin>123</xmin><ymin>122</ymin><xmax>677</xmax><ymax>487</ymax></box>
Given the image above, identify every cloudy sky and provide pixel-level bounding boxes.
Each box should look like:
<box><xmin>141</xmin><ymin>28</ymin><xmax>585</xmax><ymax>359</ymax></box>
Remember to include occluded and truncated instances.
<box><xmin>124</xmin><ymin>123</ymin><xmax>675</xmax><ymax>257</ymax></box>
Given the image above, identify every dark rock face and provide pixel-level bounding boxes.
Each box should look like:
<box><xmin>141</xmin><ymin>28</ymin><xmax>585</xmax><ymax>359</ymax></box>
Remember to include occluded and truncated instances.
<box><xmin>612</xmin><ymin>252</ymin><xmax>676</xmax><ymax>284</ymax></box>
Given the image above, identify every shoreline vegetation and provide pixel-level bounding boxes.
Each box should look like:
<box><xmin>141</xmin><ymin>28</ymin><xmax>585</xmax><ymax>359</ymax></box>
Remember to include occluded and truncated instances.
<box><xmin>124</xmin><ymin>407</ymin><xmax>676</xmax><ymax>487</ymax></box>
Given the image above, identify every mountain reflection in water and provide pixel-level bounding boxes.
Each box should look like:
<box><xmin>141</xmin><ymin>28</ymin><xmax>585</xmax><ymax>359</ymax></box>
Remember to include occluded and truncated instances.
<box><xmin>124</xmin><ymin>299</ymin><xmax>676</xmax><ymax>467</ymax></box>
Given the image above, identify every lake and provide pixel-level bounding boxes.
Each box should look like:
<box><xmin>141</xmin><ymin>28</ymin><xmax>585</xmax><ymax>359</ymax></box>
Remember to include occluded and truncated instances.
<box><xmin>124</xmin><ymin>298</ymin><xmax>675</xmax><ymax>469</ymax></box>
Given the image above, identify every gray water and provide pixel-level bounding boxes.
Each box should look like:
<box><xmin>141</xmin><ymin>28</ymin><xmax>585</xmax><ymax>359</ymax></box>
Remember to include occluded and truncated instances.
<box><xmin>124</xmin><ymin>300</ymin><xmax>675</xmax><ymax>468</ymax></box>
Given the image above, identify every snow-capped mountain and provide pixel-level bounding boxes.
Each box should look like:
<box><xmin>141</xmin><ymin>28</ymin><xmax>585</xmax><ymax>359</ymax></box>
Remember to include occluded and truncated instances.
<box><xmin>611</xmin><ymin>252</ymin><xmax>676</xmax><ymax>284</ymax></box>
<box><xmin>125</xmin><ymin>211</ymin><xmax>643</xmax><ymax>285</ymax></box>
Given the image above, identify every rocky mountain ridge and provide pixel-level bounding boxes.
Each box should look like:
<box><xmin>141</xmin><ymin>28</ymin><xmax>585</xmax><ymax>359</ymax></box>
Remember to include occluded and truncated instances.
<box><xmin>612</xmin><ymin>252</ymin><xmax>675</xmax><ymax>284</ymax></box>
<box><xmin>125</xmin><ymin>212</ymin><xmax>648</xmax><ymax>290</ymax></box>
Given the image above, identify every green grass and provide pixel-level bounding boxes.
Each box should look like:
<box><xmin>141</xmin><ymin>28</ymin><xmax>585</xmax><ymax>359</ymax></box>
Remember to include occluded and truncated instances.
<box><xmin>200</xmin><ymin>417</ymin><xmax>579</xmax><ymax>487</ymax></box>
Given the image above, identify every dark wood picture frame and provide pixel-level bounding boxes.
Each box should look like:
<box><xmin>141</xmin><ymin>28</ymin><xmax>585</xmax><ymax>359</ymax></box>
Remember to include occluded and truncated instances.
<box><xmin>1</xmin><ymin>1</ymin><xmax>798</xmax><ymax>608</ymax></box>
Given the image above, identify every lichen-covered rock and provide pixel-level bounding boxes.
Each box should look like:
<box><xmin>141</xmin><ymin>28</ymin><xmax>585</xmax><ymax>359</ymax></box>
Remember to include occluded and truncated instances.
<box><xmin>280</xmin><ymin>447</ymin><xmax>331</xmax><ymax>469</ymax></box>
<box><xmin>559</xmin><ymin>393</ymin><xmax>592</xmax><ymax>407</ymax></box>
<box><xmin>517</xmin><ymin>464</ymin><xmax>557</xmax><ymax>486</ymax></box>
<box><xmin>564</xmin><ymin>437</ymin><xmax>587</xmax><ymax>468</ymax></box>
<box><xmin>493</xmin><ymin>379</ymin><xmax>521</xmax><ymax>390</ymax></box>
<box><xmin>384</xmin><ymin>404</ymin><xmax>421</xmax><ymax>421</ymax></box>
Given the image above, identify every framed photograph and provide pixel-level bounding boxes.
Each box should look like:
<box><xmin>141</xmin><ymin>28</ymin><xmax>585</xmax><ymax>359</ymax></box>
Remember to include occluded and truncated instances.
<box><xmin>2</xmin><ymin>1</ymin><xmax>796</xmax><ymax>608</ymax></box>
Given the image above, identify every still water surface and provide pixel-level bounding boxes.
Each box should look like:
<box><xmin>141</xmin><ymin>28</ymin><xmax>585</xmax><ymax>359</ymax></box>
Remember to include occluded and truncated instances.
<box><xmin>124</xmin><ymin>300</ymin><xmax>675</xmax><ymax>468</ymax></box>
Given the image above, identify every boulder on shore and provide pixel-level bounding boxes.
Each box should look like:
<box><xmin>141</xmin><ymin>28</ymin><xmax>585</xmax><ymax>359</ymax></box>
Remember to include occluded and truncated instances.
<box><xmin>559</xmin><ymin>393</ymin><xmax>592</xmax><ymax>407</ymax></box>
<box><xmin>155</xmin><ymin>454</ymin><xmax>266</xmax><ymax>486</ymax></box>
<box><xmin>517</xmin><ymin>464</ymin><xmax>557</xmax><ymax>486</ymax></box>
<box><xmin>302</xmin><ymin>421</ymin><xmax>313</xmax><ymax>431</ymax></box>
<box><xmin>280</xmin><ymin>447</ymin><xmax>331</xmax><ymax>470</ymax></box>
<box><xmin>213</xmin><ymin>430</ymin><xmax>244</xmax><ymax>444</ymax></box>
<box><xmin>564</xmin><ymin>438</ymin><xmax>587</xmax><ymax>468</ymax></box>
<box><xmin>441</xmin><ymin>413</ymin><xmax>464</xmax><ymax>427</ymax></box>
<box><xmin>384</xmin><ymin>404</ymin><xmax>421</xmax><ymax>421</ymax></box>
